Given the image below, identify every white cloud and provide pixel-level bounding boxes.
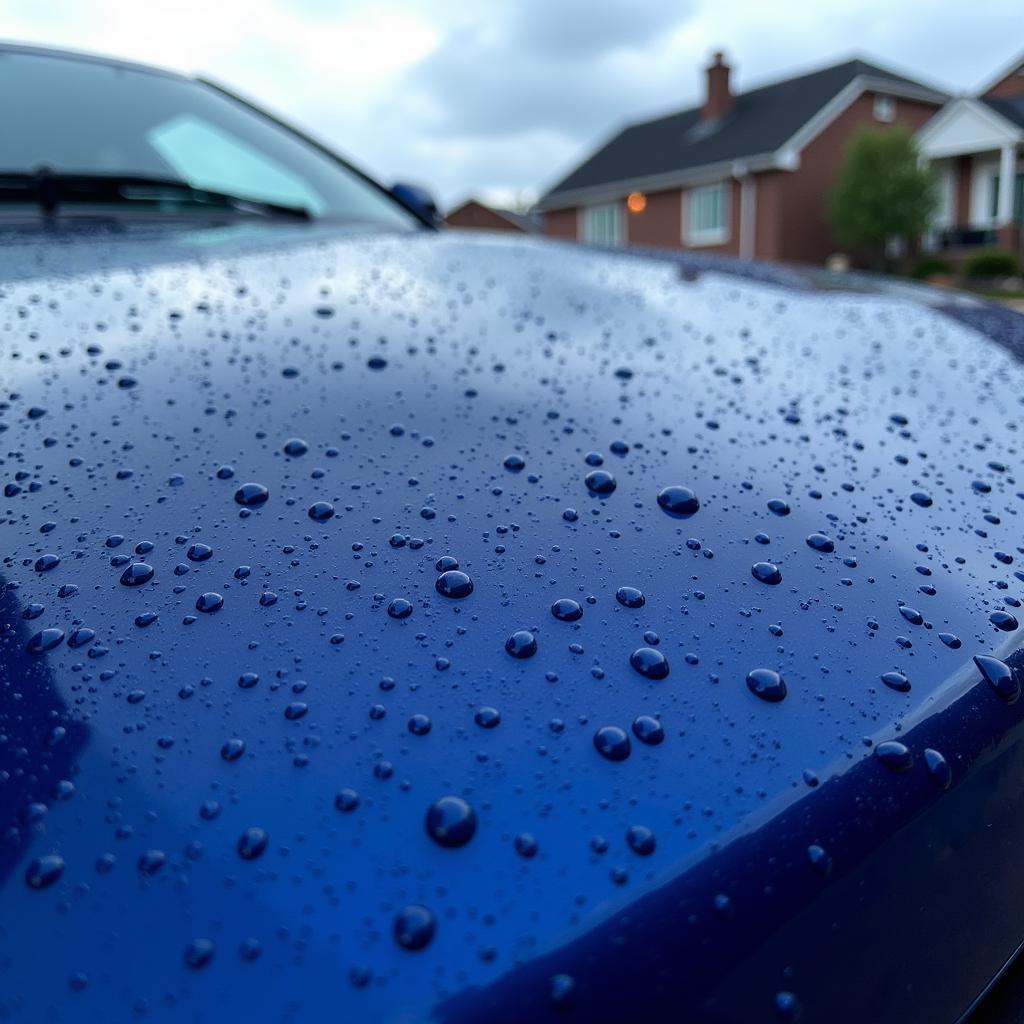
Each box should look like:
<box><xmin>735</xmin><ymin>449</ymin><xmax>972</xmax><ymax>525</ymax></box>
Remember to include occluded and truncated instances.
<box><xmin>1</xmin><ymin>0</ymin><xmax>1020</xmax><ymax>208</ymax></box>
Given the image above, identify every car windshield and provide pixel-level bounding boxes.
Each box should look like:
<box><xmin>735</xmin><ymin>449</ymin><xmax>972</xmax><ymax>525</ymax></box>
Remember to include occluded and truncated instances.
<box><xmin>0</xmin><ymin>48</ymin><xmax>418</xmax><ymax>228</ymax></box>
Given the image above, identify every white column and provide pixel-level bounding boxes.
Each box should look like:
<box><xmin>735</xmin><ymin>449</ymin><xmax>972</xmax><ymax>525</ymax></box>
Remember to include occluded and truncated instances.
<box><xmin>997</xmin><ymin>143</ymin><xmax>1016</xmax><ymax>226</ymax></box>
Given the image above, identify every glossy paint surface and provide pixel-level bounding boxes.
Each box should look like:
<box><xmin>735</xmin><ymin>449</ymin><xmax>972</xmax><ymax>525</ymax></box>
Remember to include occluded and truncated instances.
<box><xmin>3</xmin><ymin>223</ymin><xmax>1024</xmax><ymax>1022</ymax></box>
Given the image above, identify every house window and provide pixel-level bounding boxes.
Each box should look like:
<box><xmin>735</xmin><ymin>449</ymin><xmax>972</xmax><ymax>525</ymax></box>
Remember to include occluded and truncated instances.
<box><xmin>873</xmin><ymin>95</ymin><xmax>896</xmax><ymax>122</ymax></box>
<box><xmin>1019</xmin><ymin>174</ymin><xmax>1024</xmax><ymax>224</ymax></box>
<box><xmin>990</xmin><ymin>173</ymin><xmax>1024</xmax><ymax>224</ymax></box>
<box><xmin>581</xmin><ymin>202</ymin><xmax>623</xmax><ymax>245</ymax></box>
<box><xmin>685</xmin><ymin>182</ymin><xmax>729</xmax><ymax>245</ymax></box>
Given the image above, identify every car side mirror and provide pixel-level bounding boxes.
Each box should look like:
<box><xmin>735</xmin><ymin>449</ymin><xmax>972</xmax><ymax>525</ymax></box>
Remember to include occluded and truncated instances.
<box><xmin>390</xmin><ymin>182</ymin><xmax>440</xmax><ymax>226</ymax></box>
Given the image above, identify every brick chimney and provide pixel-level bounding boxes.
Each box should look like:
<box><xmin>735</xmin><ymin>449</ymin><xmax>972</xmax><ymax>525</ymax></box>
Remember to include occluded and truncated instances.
<box><xmin>703</xmin><ymin>51</ymin><xmax>733</xmax><ymax>121</ymax></box>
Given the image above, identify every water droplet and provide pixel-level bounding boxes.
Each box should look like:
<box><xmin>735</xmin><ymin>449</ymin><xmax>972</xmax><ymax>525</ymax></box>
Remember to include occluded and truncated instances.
<box><xmin>910</xmin><ymin>491</ymin><xmax>933</xmax><ymax>508</ymax></box>
<box><xmin>184</xmin><ymin>939</ymin><xmax>214</xmax><ymax>969</ymax></box>
<box><xmin>388</xmin><ymin>598</ymin><xmax>413</xmax><ymax>619</ymax></box>
<box><xmin>237</xmin><ymin>826</ymin><xmax>268</xmax><ymax>860</ymax></box>
<box><xmin>657</xmin><ymin>485</ymin><xmax>700</xmax><ymax>518</ymax></box>
<box><xmin>503</xmin><ymin>454</ymin><xmax>525</xmax><ymax>472</ymax></box>
<box><xmin>221</xmin><ymin>738</ymin><xmax>246</xmax><ymax>761</ymax></box>
<box><xmin>186</xmin><ymin>543</ymin><xmax>213</xmax><ymax>561</ymax></box>
<box><xmin>475</xmin><ymin>706</ymin><xmax>501</xmax><ymax>729</ymax></box>
<box><xmin>939</xmin><ymin>632</ymin><xmax>962</xmax><ymax>649</ymax></box>
<box><xmin>335</xmin><ymin>788</ymin><xmax>360</xmax><ymax>812</ymax></box>
<box><xmin>551</xmin><ymin>598</ymin><xmax>583</xmax><ymax>622</ymax></box>
<box><xmin>435</xmin><ymin>570</ymin><xmax>474</xmax><ymax>599</ymax></box>
<box><xmin>875</xmin><ymin>740</ymin><xmax>914</xmax><ymax>772</ymax></box>
<box><xmin>631</xmin><ymin>715</ymin><xmax>665</xmax><ymax>745</ymax></box>
<box><xmin>514</xmin><ymin>832</ymin><xmax>539</xmax><ymax>858</ymax></box>
<box><xmin>425</xmin><ymin>796</ymin><xmax>477</xmax><ymax>848</ymax></box>
<box><xmin>195</xmin><ymin>592</ymin><xmax>224</xmax><ymax>613</ymax></box>
<box><xmin>240</xmin><ymin>938</ymin><xmax>262</xmax><ymax>962</ymax></box>
<box><xmin>806</xmin><ymin>533</ymin><xmax>834</xmax><ymax>553</ymax></box>
<box><xmin>137</xmin><ymin>849</ymin><xmax>166</xmax><ymax>875</ymax></box>
<box><xmin>775</xmin><ymin>991</ymin><xmax>802</xmax><ymax>1021</ymax></box>
<box><xmin>408</xmin><ymin>713</ymin><xmax>431</xmax><ymax>736</ymax></box>
<box><xmin>394</xmin><ymin>905</ymin><xmax>435</xmax><ymax>951</ymax></box>
<box><xmin>593</xmin><ymin>725</ymin><xmax>631</xmax><ymax>761</ymax></box>
<box><xmin>615</xmin><ymin>586</ymin><xmax>645</xmax><ymax>609</ymax></box>
<box><xmin>120</xmin><ymin>562</ymin><xmax>154</xmax><ymax>587</ymax></box>
<box><xmin>626</xmin><ymin>824</ymin><xmax>656</xmax><ymax>855</ymax></box>
<box><xmin>234</xmin><ymin>482</ymin><xmax>269</xmax><ymax>506</ymax></box>
<box><xmin>880</xmin><ymin>671</ymin><xmax>911</xmax><ymax>693</ymax></box>
<box><xmin>26</xmin><ymin>627</ymin><xmax>64</xmax><ymax>655</ymax></box>
<box><xmin>67</xmin><ymin>627</ymin><xmax>95</xmax><ymax>649</ymax></box>
<box><xmin>896</xmin><ymin>605</ymin><xmax>923</xmax><ymax>629</ymax></box>
<box><xmin>550</xmin><ymin>974</ymin><xmax>576</xmax><ymax>1010</ymax></box>
<box><xmin>34</xmin><ymin>553</ymin><xmax>60</xmax><ymax>572</ymax></box>
<box><xmin>25</xmin><ymin>853</ymin><xmax>64</xmax><ymax>889</ymax></box>
<box><xmin>746</xmin><ymin>668</ymin><xmax>787</xmax><ymax>703</ymax></box>
<box><xmin>751</xmin><ymin>561</ymin><xmax>782</xmax><ymax>585</ymax></box>
<box><xmin>629</xmin><ymin>646</ymin><xmax>669</xmax><ymax>680</ymax></box>
<box><xmin>807</xmin><ymin>843</ymin><xmax>832</xmax><ymax>877</ymax></box>
<box><xmin>924</xmin><ymin>748</ymin><xmax>952</xmax><ymax>789</ymax></box>
<box><xmin>767</xmin><ymin>499</ymin><xmax>791</xmax><ymax>516</ymax></box>
<box><xmin>584</xmin><ymin>469</ymin><xmax>617</xmax><ymax>496</ymax></box>
<box><xmin>284</xmin><ymin>701</ymin><xmax>307</xmax><ymax>720</ymax></box>
<box><xmin>505</xmin><ymin>630</ymin><xmax>538</xmax><ymax>658</ymax></box>
<box><xmin>975</xmin><ymin>654</ymin><xmax>1020</xmax><ymax>703</ymax></box>
<box><xmin>991</xmin><ymin>611</ymin><xmax>1019</xmax><ymax>632</ymax></box>
<box><xmin>283</xmin><ymin>438</ymin><xmax>308</xmax><ymax>457</ymax></box>
<box><xmin>308</xmin><ymin>501</ymin><xmax>335</xmax><ymax>522</ymax></box>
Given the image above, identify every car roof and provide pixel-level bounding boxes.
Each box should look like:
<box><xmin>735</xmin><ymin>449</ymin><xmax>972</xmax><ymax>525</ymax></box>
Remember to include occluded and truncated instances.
<box><xmin>0</xmin><ymin>39</ymin><xmax>191</xmax><ymax>82</ymax></box>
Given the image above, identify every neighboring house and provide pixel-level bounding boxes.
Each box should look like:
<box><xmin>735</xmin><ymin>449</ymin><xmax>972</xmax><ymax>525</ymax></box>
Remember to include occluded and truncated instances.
<box><xmin>446</xmin><ymin>199</ymin><xmax>543</xmax><ymax>234</ymax></box>
<box><xmin>536</xmin><ymin>53</ymin><xmax>946</xmax><ymax>264</ymax></box>
<box><xmin>917</xmin><ymin>54</ymin><xmax>1024</xmax><ymax>259</ymax></box>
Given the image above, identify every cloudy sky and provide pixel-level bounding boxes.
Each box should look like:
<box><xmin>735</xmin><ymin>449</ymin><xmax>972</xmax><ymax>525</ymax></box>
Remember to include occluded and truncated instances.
<box><xmin>3</xmin><ymin>0</ymin><xmax>1020</xmax><ymax>210</ymax></box>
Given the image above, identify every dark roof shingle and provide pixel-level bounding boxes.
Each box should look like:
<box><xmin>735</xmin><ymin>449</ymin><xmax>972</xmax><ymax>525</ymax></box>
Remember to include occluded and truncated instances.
<box><xmin>541</xmin><ymin>58</ymin><xmax>941</xmax><ymax>205</ymax></box>
<box><xmin>983</xmin><ymin>95</ymin><xmax>1024</xmax><ymax>131</ymax></box>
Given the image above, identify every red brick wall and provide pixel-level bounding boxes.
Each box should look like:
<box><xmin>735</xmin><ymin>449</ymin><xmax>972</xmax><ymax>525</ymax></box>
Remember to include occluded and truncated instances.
<box><xmin>775</xmin><ymin>92</ymin><xmax>941</xmax><ymax>264</ymax></box>
<box><xmin>984</xmin><ymin>63</ymin><xmax>1024</xmax><ymax>99</ymax></box>
<box><xmin>624</xmin><ymin>189</ymin><xmax>682</xmax><ymax>247</ymax></box>
<box><xmin>753</xmin><ymin>171</ymin><xmax>786</xmax><ymax>261</ymax></box>
<box><xmin>445</xmin><ymin>202</ymin><xmax>526</xmax><ymax>232</ymax></box>
<box><xmin>544</xmin><ymin>208</ymin><xmax>578</xmax><ymax>239</ymax></box>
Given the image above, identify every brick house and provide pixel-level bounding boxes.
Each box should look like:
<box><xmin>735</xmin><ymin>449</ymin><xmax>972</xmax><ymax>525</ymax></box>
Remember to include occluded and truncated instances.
<box><xmin>536</xmin><ymin>53</ymin><xmax>946</xmax><ymax>264</ymax></box>
<box><xmin>446</xmin><ymin>199</ymin><xmax>542</xmax><ymax>234</ymax></box>
<box><xmin>917</xmin><ymin>54</ymin><xmax>1024</xmax><ymax>259</ymax></box>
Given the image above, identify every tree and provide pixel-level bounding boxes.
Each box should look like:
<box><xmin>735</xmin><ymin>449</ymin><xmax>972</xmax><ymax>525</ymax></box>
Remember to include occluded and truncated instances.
<box><xmin>826</xmin><ymin>125</ymin><xmax>937</xmax><ymax>271</ymax></box>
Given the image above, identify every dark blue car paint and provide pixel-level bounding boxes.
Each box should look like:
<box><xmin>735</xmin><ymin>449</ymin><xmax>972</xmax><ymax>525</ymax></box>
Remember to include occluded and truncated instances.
<box><xmin>2</xmin><ymin>222</ymin><xmax>1024</xmax><ymax>1022</ymax></box>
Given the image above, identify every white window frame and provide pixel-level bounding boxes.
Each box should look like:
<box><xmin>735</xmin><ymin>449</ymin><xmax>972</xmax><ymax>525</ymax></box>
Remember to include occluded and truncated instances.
<box><xmin>873</xmin><ymin>94</ymin><xmax>896</xmax><ymax>123</ymax></box>
<box><xmin>580</xmin><ymin>202</ymin><xmax>623</xmax><ymax>245</ymax></box>
<box><xmin>684</xmin><ymin>182</ymin><xmax>730</xmax><ymax>246</ymax></box>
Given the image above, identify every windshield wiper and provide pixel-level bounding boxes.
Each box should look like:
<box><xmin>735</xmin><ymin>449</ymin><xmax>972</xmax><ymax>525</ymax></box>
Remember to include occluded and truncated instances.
<box><xmin>0</xmin><ymin>169</ymin><xmax>312</xmax><ymax>220</ymax></box>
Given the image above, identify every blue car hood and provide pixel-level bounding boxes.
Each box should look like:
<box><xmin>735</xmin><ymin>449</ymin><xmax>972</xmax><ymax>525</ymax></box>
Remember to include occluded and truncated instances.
<box><xmin>2</xmin><ymin>223</ymin><xmax>1024</xmax><ymax>1023</ymax></box>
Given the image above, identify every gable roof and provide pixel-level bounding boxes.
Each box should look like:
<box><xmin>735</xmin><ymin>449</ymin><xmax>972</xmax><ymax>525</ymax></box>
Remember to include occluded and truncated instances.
<box><xmin>490</xmin><ymin>207</ymin><xmax>544</xmax><ymax>233</ymax></box>
<box><xmin>977</xmin><ymin>51</ymin><xmax>1024</xmax><ymax>98</ymax></box>
<box><xmin>917</xmin><ymin>95</ymin><xmax>1024</xmax><ymax>160</ymax></box>
<box><xmin>446</xmin><ymin>198</ymin><xmax>543</xmax><ymax>233</ymax></box>
<box><xmin>539</xmin><ymin>58</ymin><xmax>946</xmax><ymax>209</ymax></box>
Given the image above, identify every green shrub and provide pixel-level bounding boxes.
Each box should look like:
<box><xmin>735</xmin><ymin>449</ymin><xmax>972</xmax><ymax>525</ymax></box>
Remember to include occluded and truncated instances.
<box><xmin>826</xmin><ymin>126</ymin><xmax>937</xmax><ymax>270</ymax></box>
<box><xmin>911</xmin><ymin>255</ymin><xmax>952</xmax><ymax>280</ymax></box>
<box><xmin>964</xmin><ymin>250</ymin><xmax>1020</xmax><ymax>279</ymax></box>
